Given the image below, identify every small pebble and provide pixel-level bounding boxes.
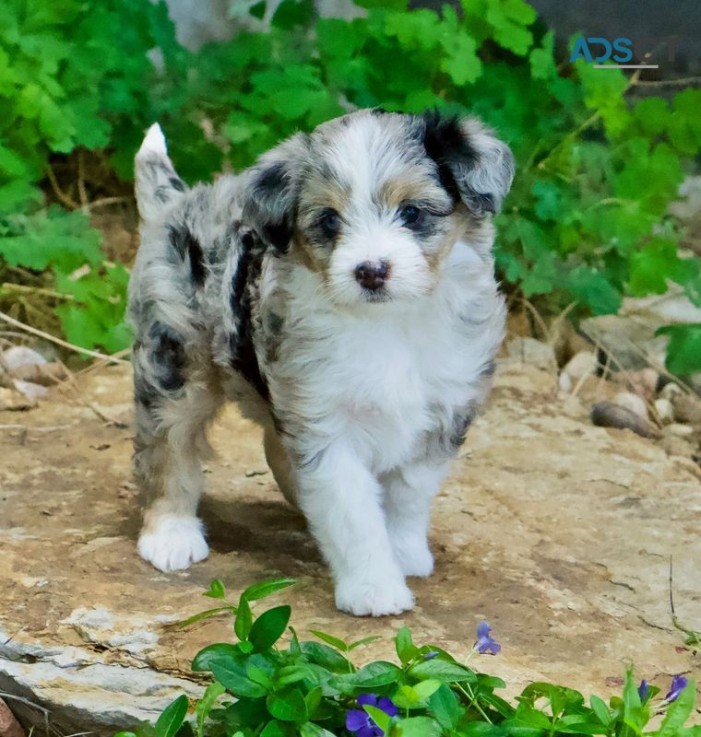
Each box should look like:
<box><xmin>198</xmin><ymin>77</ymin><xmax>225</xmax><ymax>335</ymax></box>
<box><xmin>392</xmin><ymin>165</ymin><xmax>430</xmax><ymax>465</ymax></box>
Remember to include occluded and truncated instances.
<box><xmin>563</xmin><ymin>351</ymin><xmax>597</xmax><ymax>381</ymax></box>
<box><xmin>664</xmin><ymin>422</ymin><xmax>695</xmax><ymax>438</ymax></box>
<box><xmin>591</xmin><ymin>401</ymin><xmax>658</xmax><ymax>438</ymax></box>
<box><xmin>613</xmin><ymin>391</ymin><xmax>649</xmax><ymax>421</ymax></box>
<box><xmin>660</xmin><ymin>382</ymin><xmax>683</xmax><ymax>401</ymax></box>
<box><xmin>558</xmin><ymin>372</ymin><xmax>573</xmax><ymax>392</ymax></box>
<box><xmin>671</xmin><ymin>393</ymin><xmax>701</xmax><ymax>425</ymax></box>
<box><xmin>654</xmin><ymin>398</ymin><xmax>675</xmax><ymax>425</ymax></box>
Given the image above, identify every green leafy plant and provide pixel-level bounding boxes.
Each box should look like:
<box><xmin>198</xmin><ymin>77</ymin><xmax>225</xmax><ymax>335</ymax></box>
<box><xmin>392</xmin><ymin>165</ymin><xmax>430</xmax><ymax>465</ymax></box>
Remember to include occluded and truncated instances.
<box><xmin>2</xmin><ymin>0</ymin><xmax>701</xmax><ymax>372</ymax></box>
<box><xmin>116</xmin><ymin>578</ymin><xmax>699</xmax><ymax>737</ymax></box>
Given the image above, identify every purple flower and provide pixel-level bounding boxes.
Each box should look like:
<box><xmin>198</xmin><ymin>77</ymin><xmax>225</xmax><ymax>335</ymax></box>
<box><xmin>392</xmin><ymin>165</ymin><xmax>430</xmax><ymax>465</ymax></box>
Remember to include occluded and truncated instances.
<box><xmin>423</xmin><ymin>651</ymin><xmax>440</xmax><ymax>660</ymax></box>
<box><xmin>638</xmin><ymin>679</ymin><xmax>649</xmax><ymax>701</ymax></box>
<box><xmin>664</xmin><ymin>675</ymin><xmax>688</xmax><ymax>703</ymax></box>
<box><xmin>474</xmin><ymin>621</ymin><xmax>501</xmax><ymax>655</ymax></box>
<box><xmin>345</xmin><ymin>694</ymin><xmax>398</xmax><ymax>737</ymax></box>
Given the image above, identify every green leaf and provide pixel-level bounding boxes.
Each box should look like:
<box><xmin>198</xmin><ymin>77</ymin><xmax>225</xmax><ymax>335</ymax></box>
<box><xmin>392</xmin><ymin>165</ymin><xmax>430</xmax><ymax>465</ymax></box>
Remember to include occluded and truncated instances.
<box><xmin>395</xmin><ymin>626</ymin><xmax>419</xmax><ymax>664</ymax></box>
<box><xmin>669</xmin><ymin>90</ymin><xmax>701</xmax><ymax>155</ymax></box>
<box><xmin>656</xmin><ymin>680</ymin><xmax>696</xmax><ymax>737</ymax></box>
<box><xmin>589</xmin><ymin>694</ymin><xmax>611</xmax><ymax>726</ymax></box>
<box><xmin>566</xmin><ymin>266</ymin><xmax>622</xmax><ymax>315</ymax></box>
<box><xmin>192</xmin><ymin>643</ymin><xmax>241</xmax><ymax>672</ymax></box>
<box><xmin>249</xmin><ymin>605</ymin><xmax>291</xmax><ymax>651</ymax></box>
<box><xmin>300</xmin><ymin>723</ymin><xmax>336</xmax><ymax>737</ymax></box>
<box><xmin>484</xmin><ymin>0</ymin><xmax>537</xmax><ymax>55</ymax></box>
<box><xmin>529</xmin><ymin>31</ymin><xmax>556</xmax><ymax>80</ymax></box>
<box><xmin>211</xmin><ymin>659</ymin><xmax>267</xmax><ymax>699</ymax></box>
<box><xmin>235</xmin><ymin>595</ymin><xmax>253</xmax><ymax>642</ymax></box>
<box><xmin>348</xmin><ymin>635</ymin><xmax>382</xmax><ymax>651</ymax></box>
<box><xmin>363</xmin><ymin>705</ymin><xmax>391</xmax><ymax>734</ymax></box>
<box><xmin>300</xmin><ymin>641</ymin><xmax>353</xmax><ymax>673</ymax></box>
<box><xmin>203</xmin><ymin>579</ymin><xmax>226</xmax><ymax>600</ymax></box>
<box><xmin>241</xmin><ymin>578</ymin><xmax>296</xmax><ymax>602</ymax></box>
<box><xmin>195</xmin><ymin>683</ymin><xmax>225</xmax><ymax>737</ymax></box>
<box><xmin>628</xmin><ymin>238</ymin><xmax>696</xmax><ymax>296</ymax></box>
<box><xmin>267</xmin><ymin>689</ymin><xmax>308</xmax><ymax>722</ymax></box>
<box><xmin>176</xmin><ymin>606</ymin><xmax>234</xmax><ymax>630</ymax></box>
<box><xmin>309</xmin><ymin>630</ymin><xmax>349</xmax><ymax>653</ymax></box>
<box><xmin>259</xmin><ymin>721</ymin><xmax>287</xmax><ymax>737</ymax></box>
<box><xmin>154</xmin><ymin>695</ymin><xmax>189</xmax><ymax>737</ymax></box>
<box><xmin>657</xmin><ymin>324</ymin><xmax>701</xmax><ymax>375</ymax></box>
<box><xmin>394</xmin><ymin>715</ymin><xmax>441</xmax><ymax>736</ymax></box>
<box><xmin>409</xmin><ymin>658</ymin><xmax>476</xmax><ymax>683</ymax></box>
<box><xmin>429</xmin><ymin>684</ymin><xmax>462</xmax><ymax>730</ymax></box>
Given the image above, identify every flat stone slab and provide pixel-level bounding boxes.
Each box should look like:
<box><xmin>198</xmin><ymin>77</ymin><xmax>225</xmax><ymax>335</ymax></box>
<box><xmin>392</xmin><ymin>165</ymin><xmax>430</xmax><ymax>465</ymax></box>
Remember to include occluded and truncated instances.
<box><xmin>1</xmin><ymin>360</ymin><xmax>699</xmax><ymax>733</ymax></box>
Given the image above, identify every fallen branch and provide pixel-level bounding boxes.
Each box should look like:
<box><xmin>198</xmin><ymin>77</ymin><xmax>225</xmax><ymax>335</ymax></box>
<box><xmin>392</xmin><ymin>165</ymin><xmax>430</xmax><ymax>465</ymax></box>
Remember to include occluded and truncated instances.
<box><xmin>0</xmin><ymin>311</ymin><xmax>129</xmax><ymax>365</ymax></box>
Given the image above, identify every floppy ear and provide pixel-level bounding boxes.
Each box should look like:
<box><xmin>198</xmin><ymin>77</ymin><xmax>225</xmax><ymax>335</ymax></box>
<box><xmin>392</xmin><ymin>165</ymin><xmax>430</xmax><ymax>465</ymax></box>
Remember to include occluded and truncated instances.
<box><xmin>421</xmin><ymin>112</ymin><xmax>514</xmax><ymax>216</ymax></box>
<box><xmin>243</xmin><ymin>133</ymin><xmax>310</xmax><ymax>253</ymax></box>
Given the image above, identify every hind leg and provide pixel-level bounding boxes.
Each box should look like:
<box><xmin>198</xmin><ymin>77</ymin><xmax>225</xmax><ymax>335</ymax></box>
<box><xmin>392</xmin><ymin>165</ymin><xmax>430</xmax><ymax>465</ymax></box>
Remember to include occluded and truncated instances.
<box><xmin>132</xmin><ymin>326</ymin><xmax>221</xmax><ymax>571</ymax></box>
<box><xmin>263</xmin><ymin>425</ymin><xmax>298</xmax><ymax>508</ymax></box>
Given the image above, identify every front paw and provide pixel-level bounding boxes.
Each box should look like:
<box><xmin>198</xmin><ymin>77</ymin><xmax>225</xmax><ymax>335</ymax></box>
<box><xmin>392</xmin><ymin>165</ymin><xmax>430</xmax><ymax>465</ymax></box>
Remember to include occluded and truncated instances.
<box><xmin>335</xmin><ymin>574</ymin><xmax>414</xmax><ymax>617</ymax></box>
<box><xmin>391</xmin><ymin>537</ymin><xmax>434</xmax><ymax>578</ymax></box>
<box><xmin>138</xmin><ymin>515</ymin><xmax>209</xmax><ymax>572</ymax></box>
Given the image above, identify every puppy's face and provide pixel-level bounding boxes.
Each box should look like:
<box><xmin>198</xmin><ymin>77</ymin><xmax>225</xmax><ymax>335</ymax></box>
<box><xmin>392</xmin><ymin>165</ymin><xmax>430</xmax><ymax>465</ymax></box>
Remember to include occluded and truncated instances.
<box><xmin>246</xmin><ymin>110</ymin><xmax>514</xmax><ymax>307</ymax></box>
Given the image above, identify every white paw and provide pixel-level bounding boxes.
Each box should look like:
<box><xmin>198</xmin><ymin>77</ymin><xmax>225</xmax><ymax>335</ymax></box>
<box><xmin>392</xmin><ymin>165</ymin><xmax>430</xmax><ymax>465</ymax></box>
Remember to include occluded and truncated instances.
<box><xmin>138</xmin><ymin>515</ymin><xmax>209</xmax><ymax>572</ymax></box>
<box><xmin>335</xmin><ymin>575</ymin><xmax>414</xmax><ymax>617</ymax></box>
<box><xmin>392</xmin><ymin>537</ymin><xmax>434</xmax><ymax>577</ymax></box>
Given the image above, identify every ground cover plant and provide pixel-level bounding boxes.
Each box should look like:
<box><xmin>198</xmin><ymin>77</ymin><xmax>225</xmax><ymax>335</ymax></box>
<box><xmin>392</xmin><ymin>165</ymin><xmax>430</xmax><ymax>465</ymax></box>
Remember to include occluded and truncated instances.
<box><xmin>114</xmin><ymin>578</ymin><xmax>699</xmax><ymax>737</ymax></box>
<box><xmin>1</xmin><ymin>0</ymin><xmax>700</xmax><ymax>374</ymax></box>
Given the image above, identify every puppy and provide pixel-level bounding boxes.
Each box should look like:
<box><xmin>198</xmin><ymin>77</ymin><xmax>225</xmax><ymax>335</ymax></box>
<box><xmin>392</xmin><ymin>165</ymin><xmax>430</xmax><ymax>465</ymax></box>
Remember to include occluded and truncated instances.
<box><xmin>129</xmin><ymin>110</ymin><xmax>513</xmax><ymax>616</ymax></box>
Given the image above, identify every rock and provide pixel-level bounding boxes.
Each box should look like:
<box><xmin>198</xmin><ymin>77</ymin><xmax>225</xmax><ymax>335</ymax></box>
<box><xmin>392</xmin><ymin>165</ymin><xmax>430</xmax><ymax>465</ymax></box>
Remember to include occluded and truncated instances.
<box><xmin>1</xmin><ymin>346</ymin><xmax>47</xmax><ymax>370</ymax></box>
<box><xmin>671</xmin><ymin>393</ymin><xmax>701</xmax><ymax>425</ymax></box>
<box><xmin>591</xmin><ymin>401</ymin><xmax>657</xmax><ymax>438</ymax></box>
<box><xmin>558</xmin><ymin>372</ymin><xmax>573</xmax><ymax>393</ymax></box>
<box><xmin>0</xmin><ymin>387</ymin><xmax>35</xmax><ymax>411</ymax></box>
<box><xmin>659</xmin><ymin>430</ymin><xmax>696</xmax><ymax>460</ymax></box>
<box><xmin>664</xmin><ymin>422</ymin><xmax>695</xmax><ymax>438</ymax></box>
<box><xmin>0</xmin><ymin>699</ymin><xmax>25</xmax><ymax>737</ymax></box>
<box><xmin>505</xmin><ymin>337</ymin><xmax>557</xmax><ymax>373</ymax></box>
<box><xmin>654</xmin><ymin>398</ymin><xmax>675</xmax><ymax>425</ymax></box>
<box><xmin>612</xmin><ymin>392</ymin><xmax>649</xmax><ymax>421</ymax></box>
<box><xmin>579</xmin><ymin>315</ymin><xmax>668</xmax><ymax>372</ymax></box>
<box><xmin>10</xmin><ymin>362</ymin><xmax>68</xmax><ymax>386</ymax></box>
<box><xmin>660</xmin><ymin>381</ymin><xmax>683</xmax><ymax>401</ymax></box>
<box><xmin>562</xmin><ymin>350</ymin><xmax>597</xmax><ymax>381</ymax></box>
<box><xmin>12</xmin><ymin>381</ymin><xmax>48</xmax><ymax>402</ymax></box>
<box><xmin>618</xmin><ymin>368</ymin><xmax>659</xmax><ymax>402</ymax></box>
<box><xmin>1</xmin><ymin>365</ymin><xmax>698</xmax><ymax>733</ymax></box>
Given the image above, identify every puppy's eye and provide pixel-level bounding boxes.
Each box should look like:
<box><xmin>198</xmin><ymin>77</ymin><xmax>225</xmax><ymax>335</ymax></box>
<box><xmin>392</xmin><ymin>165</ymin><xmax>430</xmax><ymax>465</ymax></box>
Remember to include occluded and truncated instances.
<box><xmin>399</xmin><ymin>204</ymin><xmax>424</xmax><ymax>228</ymax></box>
<box><xmin>318</xmin><ymin>208</ymin><xmax>341</xmax><ymax>238</ymax></box>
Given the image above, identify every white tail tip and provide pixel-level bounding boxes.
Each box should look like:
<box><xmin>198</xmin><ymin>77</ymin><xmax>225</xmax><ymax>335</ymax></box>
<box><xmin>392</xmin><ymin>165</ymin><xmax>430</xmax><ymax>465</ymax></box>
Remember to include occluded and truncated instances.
<box><xmin>138</xmin><ymin>123</ymin><xmax>167</xmax><ymax>158</ymax></box>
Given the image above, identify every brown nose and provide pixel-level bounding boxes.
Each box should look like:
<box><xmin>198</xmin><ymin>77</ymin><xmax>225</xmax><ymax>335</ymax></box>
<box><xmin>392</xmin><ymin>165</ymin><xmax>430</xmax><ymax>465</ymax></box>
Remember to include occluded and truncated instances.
<box><xmin>354</xmin><ymin>261</ymin><xmax>390</xmax><ymax>290</ymax></box>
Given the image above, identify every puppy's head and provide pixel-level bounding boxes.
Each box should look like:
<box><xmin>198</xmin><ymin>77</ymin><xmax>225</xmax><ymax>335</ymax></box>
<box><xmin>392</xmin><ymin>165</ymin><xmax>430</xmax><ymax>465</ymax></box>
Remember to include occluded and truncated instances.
<box><xmin>244</xmin><ymin>110</ymin><xmax>514</xmax><ymax>306</ymax></box>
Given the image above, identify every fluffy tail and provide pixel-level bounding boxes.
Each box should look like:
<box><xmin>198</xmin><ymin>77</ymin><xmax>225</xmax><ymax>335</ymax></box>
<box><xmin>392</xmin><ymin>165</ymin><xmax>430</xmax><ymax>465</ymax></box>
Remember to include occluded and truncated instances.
<box><xmin>134</xmin><ymin>124</ymin><xmax>187</xmax><ymax>223</ymax></box>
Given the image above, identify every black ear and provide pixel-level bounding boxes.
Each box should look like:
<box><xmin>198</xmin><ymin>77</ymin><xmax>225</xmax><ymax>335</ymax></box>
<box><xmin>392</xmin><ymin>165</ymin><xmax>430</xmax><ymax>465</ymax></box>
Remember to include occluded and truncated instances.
<box><xmin>421</xmin><ymin>112</ymin><xmax>514</xmax><ymax>215</ymax></box>
<box><xmin>243</xmin><ymin>133</ymin><xmax>309</xmax><ymax>254</ymax></box>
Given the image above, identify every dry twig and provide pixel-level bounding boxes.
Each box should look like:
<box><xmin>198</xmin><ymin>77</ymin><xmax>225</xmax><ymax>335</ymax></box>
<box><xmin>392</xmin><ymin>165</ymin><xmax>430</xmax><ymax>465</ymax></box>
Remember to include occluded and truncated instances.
<box><xmin>0</xmin><ymin>311</ymin><xmax>129</xmax><ymax>365</ymax></box>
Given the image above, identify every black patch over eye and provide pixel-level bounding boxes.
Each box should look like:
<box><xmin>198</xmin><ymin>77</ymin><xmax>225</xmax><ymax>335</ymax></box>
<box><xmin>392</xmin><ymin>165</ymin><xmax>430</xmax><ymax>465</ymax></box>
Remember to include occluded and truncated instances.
<box><xmin>399</xmin><ymin>204</ymin><xmax>425</xmax><ymax>229</ymax></box>
<box><xmin>318</xmin><ymin>208</ymin><xmax>342</xmax><ymax>238</ymax></box>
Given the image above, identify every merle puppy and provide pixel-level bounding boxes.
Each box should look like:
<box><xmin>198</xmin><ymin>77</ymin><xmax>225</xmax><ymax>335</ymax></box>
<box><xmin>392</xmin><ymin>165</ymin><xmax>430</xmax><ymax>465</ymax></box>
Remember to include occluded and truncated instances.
<box><xmin>130</xmin><ymin>110</ymin><xmax>513</xmax><ymax>616</ymax></box>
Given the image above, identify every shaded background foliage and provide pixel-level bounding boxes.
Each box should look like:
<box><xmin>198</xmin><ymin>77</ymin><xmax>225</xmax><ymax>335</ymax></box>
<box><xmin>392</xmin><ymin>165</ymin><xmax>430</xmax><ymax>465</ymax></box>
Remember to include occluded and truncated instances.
<box><xmin>0</xmin><ymin>0</ymin><xmax>700</xmax><ymax>372</ymax></box>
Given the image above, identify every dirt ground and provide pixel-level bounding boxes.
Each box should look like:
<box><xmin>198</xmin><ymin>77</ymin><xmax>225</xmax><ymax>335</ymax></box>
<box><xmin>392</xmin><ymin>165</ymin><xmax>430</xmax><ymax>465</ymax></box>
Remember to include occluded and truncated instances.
<box><xmin>0</xmin><ymin>357</ymin><xmax>699</xmax><ymax>733</ymax></box>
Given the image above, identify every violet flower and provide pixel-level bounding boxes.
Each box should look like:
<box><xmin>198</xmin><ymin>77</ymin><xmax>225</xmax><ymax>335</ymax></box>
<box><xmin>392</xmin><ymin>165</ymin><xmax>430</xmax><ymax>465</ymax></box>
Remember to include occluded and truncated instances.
<box><xmin>638</xmin><ymin>679</ymin><xmax>649</xmax><ymax>701</ymax></box>
<box><xmin>664</xmin><ymin>675</ymin><xmax>688</xmax><ymax>703</ymax></box>
<box><xmin>474</xmin><ymin>621</ymin><xmax>501</xmax><ymax>655</ymax></box>
<box><xmin>345</xmin><ymin>693</ymin><xmax>398</xmax><ymax>737</ymax></box>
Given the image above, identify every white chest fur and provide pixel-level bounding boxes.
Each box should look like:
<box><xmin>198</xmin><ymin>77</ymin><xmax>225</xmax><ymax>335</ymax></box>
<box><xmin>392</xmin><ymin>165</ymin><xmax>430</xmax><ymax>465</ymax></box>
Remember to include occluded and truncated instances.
<box><xmin>263</xmin><ymin>241</ymin><xmax>505</xmax><ymax>472</ymax></box>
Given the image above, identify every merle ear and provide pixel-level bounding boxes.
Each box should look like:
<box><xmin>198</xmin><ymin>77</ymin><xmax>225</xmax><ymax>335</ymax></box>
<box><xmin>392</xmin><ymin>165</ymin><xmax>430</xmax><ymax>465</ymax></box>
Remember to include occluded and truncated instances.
<box><xmin>421</xmin><ymin>112</ymin><xmax>514</xmax><ymax>215</ymax></box>
<box><xmin>243</xmin><ymin>133</ymin><xmax>309</xmax><ymax>253</ymax></box>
